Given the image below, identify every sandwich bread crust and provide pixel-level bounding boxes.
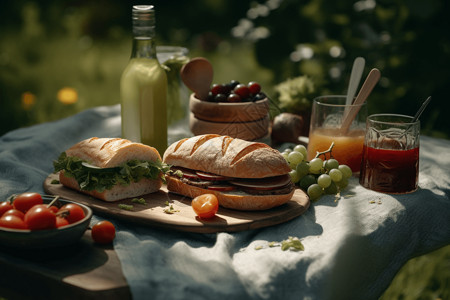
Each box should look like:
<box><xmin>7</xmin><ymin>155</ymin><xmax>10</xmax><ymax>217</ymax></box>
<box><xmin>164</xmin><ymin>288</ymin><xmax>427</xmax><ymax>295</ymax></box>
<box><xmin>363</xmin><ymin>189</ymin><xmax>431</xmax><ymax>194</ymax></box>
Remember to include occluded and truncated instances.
<box><xmin>163</xmin><ymin>134</ymin><xmax>290</xmax><ymax>178</ymax></box>
<box><xmin>66</xmin><ymin>137</ymin><xmax>161</xmax><ymax>168</ymax></box>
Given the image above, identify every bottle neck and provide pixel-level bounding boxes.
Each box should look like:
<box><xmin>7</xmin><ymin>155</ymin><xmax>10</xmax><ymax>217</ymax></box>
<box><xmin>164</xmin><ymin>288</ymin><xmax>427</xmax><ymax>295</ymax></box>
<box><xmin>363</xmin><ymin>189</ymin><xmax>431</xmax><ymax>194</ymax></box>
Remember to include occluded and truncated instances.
<box><xmin>131</xmin><ymin>38</ymin><xmax>156</xmax><ymax>59</ymax></box>
<box><xmin>130</xmin><ymin>5</ymin><xmax>157</xmax><ymax>59</ymax></box>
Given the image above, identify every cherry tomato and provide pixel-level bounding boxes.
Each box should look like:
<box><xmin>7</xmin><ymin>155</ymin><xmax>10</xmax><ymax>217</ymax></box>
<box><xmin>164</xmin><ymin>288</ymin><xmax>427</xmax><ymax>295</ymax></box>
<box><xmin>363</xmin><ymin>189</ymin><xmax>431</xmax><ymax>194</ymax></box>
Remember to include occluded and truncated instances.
<box><xmin>0</xmin><ymin>215</ymin><xmax>28</xmax><ymax>229</ymax></box>
<box><xmin>0</xmin><ymin>201</ymin><xmax>13</xmax><ymax>217</ymax></box>
<box><xmin>191</xmin><ymin>194</ymin><xmax>219</xmax><ymax>219</ymax></box>
<box><xmin>59</xmin><ymin>203</ymin><xmax>85</xmax><ymax>224</ymax></box>
<box><xmin>56</xmin><ymin>216</ymin><xmax>69</xmax><ymax>228</ymax></box>
<box><xmin>91</xmin><ymin>221</ymin><xmax>116</xmax><ymax>244</ymax></box>
<box><xmin>48</xmin><ymin>206</ymin><xmax>59</xmax><ymax>214</ymax></box>
<box><xmin>2</xmin><ymin>209</ymin><xmax>25</xmax><ymax>220</ymax></box>
<box><xmin>24</xmin><ymin>204</ymin><xmax>56</xmax><ymax>230</ymax></box>
<box><xmin>13</xmin><ymin>192</ymin><xmax>43</xmax><ymax>213</ymax></box>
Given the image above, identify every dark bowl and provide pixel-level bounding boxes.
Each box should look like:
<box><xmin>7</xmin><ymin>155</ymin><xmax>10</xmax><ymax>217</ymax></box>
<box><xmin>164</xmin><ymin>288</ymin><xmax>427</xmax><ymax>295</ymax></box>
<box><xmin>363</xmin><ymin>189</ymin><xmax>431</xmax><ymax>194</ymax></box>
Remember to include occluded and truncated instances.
<box><xmin>0</xmin><ymin>195</ymin><xmax>93</xmax><ymax>249</ymax></box>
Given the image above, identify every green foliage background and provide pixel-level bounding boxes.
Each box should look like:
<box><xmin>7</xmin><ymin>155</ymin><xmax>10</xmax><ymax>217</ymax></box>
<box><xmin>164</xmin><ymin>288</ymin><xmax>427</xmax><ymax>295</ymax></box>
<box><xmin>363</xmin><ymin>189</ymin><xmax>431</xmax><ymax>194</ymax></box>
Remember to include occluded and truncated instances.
<box><xmin>1</xmin><ymin>0</ymin><xmax>449</xmax><ymax>139</ymax></box>
<box><xmin>0</xmin><ymin>1</ymin><xmax>449</xmax><ymax>298</ymax></box>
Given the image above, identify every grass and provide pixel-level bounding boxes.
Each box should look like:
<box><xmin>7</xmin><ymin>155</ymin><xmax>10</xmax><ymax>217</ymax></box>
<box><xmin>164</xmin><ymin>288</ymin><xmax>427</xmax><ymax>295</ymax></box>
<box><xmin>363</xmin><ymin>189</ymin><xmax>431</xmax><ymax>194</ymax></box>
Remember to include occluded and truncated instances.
<box><xmin>380</xmin><ymin>245</ymin><xmax>450</xmax><ymax>300</ymax></box>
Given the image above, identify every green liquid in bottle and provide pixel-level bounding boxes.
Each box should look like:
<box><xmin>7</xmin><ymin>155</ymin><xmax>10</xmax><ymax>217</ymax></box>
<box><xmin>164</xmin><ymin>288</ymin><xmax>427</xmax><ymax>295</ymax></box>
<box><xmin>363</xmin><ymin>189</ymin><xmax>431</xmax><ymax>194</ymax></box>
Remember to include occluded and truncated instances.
<box><xmin>120</xmin><ymin>58</ymin><xmax>167</xmax><ymax>155</ymax></box>
<box><xmin>120</xmin><ymin>5</ymin><xmax>168</xmax><ymax>156</ymax></box>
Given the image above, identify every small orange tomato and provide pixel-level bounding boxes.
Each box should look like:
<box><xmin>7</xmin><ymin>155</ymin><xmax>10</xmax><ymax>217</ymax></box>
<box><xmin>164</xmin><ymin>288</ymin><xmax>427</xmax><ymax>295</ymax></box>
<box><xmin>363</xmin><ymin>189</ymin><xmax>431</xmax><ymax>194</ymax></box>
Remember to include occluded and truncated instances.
<box><xmin>191</xmin><ymin>194</ymin><xmax>219</xmax><ymax>219</ymax></box>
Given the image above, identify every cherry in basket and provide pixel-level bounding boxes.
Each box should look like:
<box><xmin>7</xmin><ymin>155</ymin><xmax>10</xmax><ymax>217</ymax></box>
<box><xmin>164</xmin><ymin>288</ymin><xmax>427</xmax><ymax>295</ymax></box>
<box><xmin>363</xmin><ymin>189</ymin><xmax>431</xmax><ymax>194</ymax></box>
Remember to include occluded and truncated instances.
<box><xmin>205</xmin><ymin>80</ymin><xmax>266</xmax><ymax>103</ymax></box>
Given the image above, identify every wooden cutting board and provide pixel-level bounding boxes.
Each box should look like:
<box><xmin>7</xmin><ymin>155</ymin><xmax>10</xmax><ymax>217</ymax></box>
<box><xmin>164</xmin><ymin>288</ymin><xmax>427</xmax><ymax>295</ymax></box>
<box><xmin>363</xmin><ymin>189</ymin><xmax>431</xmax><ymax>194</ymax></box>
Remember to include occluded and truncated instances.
<box><xmin>44</xmin><ymin>173</ymin><xmax>310</xmax><ymax>233</ymax></box>
<box><xmin>0</xmin><ymin>228</ymin><xmax>131</xmax><ymax>300</ymax></box>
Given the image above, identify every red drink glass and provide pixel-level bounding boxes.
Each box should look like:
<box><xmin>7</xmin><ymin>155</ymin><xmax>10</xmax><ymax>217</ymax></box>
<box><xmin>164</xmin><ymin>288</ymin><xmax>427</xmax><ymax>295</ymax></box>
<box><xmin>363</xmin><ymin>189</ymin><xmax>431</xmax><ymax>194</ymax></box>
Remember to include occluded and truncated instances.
<box><xmin>359</xmin><ymin>114</ymin><xmax>420</xmax><ymax>194</ymax></box>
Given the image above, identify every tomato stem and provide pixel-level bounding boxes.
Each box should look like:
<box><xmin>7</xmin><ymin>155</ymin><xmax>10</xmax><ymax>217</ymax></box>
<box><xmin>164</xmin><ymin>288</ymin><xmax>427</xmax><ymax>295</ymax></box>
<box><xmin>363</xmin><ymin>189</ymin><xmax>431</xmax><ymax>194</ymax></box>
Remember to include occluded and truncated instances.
<box><xmin>47</xmin><ymin>195</ymin><xmax>60</xmax><ymax>208</ymax></box>
<box><xmin>6</xmin><ymin>194</ymin><xmax>17</xmax><ymax>204</ymax></box>
<box><xmin>56</xmin><ymin>209</ymin><xmax>69</xmax><ymax>218</ymax></box>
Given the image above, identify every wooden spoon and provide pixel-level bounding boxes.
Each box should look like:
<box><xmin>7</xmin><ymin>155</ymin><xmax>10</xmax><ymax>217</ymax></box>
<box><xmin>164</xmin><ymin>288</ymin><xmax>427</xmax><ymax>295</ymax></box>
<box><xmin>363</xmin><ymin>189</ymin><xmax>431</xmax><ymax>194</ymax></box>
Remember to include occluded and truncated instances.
<box><xmin>345</xmin><ymin>57</ymin><xmax>365</xmax><ymax>106</ymax></box>
<box><xmin>180</xmin><ymin>57</ymin><xmax>213</xmax><ymax>101</ymax></box>
<box><xmin>340</xmin><ymin>68</ymin><xmax>381</xmax><ymax>134</ymax></box>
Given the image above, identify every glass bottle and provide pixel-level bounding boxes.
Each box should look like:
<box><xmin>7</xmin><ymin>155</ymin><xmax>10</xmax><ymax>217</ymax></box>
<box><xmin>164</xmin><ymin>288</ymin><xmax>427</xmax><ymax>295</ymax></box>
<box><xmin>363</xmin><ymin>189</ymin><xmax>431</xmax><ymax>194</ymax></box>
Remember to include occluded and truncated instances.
<box><xmin>120</xmin><ymin>5</ymin><xmax>168</xmax><ymax>155</ymax></box>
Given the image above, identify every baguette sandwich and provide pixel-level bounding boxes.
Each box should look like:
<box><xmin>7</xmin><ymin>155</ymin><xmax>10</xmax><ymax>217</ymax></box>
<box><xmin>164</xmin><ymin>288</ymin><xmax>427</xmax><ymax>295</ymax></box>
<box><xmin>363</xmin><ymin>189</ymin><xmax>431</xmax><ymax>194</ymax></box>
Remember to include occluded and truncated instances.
<box><xmin>53</xmin><ymin>137</ymin><xmax>169</xmax><ymax>201</ymax></box>
<box><xmin>163</xmin><ymin>134</ymin><xmax>295</xmax><ymax>210</ymax></box>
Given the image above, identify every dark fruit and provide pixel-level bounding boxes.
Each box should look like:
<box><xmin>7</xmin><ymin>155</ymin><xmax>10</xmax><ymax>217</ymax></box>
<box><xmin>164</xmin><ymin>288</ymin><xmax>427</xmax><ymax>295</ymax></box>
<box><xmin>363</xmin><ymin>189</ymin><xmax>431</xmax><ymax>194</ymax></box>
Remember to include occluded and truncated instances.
<box><xmin>206</xmin><ymin>92</ymin><xmax>215</xmax><ymax>102</ymax></box>
<box><xmin>214</xmin><ymin>94</ymin><xmax>227</xmax><ymax>102</ymax></box>
<box><xmin>248</xmin><ymin>82</ymin><xmax>261</xmax><ymax>94</ymax></box>
<box><xmin>210</xmin><ymin>84</ymin><xmax>225</xmax><ymax>96</ymax></box>
<box><xmin>253</xmin><ymin>92</ymin><xmax>266</xmax><ymax>101</ymax></box>
<box><xmin>228</xmin><ymin>80</ymin><xmax>240</xmax><ymax>89</ymax></box>
<box><xmin>233</xmin><ymin>84</ymin><xmax>250</xmax><ymax>99</ymax></box>
<box><xmin>271</xmin><ymin>113</ymin><xmax>305</xmax><ymax>144</ymax></box>
<box><xmin>203</xmin><ymin>80</ymin><xmax>265</xmax><ymax>103</ymax></box>
<box><xmin>227</xmin><ymin>93</ymin><xmax>241</xmax><ymax>103</ymax></box>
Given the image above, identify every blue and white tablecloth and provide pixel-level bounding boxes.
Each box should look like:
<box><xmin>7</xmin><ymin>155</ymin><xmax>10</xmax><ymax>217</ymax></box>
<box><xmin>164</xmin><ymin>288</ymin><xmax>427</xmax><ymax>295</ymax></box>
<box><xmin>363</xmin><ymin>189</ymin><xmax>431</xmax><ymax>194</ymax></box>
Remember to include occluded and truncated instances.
<box><xmin>1</xmin><ymin>104</ymin><xmax>449</xmax><ymax>300</ymax></box>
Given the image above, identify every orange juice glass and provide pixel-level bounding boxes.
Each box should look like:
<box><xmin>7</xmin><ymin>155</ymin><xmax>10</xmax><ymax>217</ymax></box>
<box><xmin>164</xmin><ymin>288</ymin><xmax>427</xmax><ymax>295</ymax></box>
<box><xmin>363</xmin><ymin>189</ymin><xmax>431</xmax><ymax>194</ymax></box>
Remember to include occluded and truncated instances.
<box><xmin>307</xmin><ymin>95</ymin><xmax>367</xmax><ymax>173</ymax></box>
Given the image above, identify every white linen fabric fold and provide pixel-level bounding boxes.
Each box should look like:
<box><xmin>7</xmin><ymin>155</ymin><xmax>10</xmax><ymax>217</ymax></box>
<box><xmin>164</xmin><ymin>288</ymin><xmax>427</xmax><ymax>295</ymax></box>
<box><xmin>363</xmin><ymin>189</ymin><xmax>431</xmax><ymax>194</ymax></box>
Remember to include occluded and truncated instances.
<box><xmin>0</xmin><ymin>105</ymin><xmax>449</xmax><ymax>300</ymax></box>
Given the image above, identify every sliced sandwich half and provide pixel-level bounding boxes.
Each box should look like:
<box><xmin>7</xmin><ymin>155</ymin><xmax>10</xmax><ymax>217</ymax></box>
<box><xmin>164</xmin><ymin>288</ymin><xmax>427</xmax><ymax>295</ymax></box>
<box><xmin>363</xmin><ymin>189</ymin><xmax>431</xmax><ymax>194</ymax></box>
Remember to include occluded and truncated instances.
<box><xmin>54</xmin><ymin>137</ymin><xmax>169</xmax><ymax>201</ymax></box>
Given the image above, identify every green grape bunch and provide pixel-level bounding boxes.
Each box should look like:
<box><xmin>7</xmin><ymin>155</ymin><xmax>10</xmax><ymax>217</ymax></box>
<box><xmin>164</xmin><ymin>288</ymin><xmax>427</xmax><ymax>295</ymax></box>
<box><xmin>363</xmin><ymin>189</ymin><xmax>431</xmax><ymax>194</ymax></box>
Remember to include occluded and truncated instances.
<box><xmin>281</xmin><ymin>144</ymin><xmax>352</xmax><ymax>201</ymax></box>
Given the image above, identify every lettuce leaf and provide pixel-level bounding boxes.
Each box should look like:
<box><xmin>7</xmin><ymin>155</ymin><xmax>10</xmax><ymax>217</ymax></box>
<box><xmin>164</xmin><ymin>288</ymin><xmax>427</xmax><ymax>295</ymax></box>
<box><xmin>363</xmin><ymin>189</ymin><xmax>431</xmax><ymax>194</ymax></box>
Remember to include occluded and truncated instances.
<box><xmin>53</xmin><ymin>152</ymin><xmax>170</xmax><ymax>192</ymax></box>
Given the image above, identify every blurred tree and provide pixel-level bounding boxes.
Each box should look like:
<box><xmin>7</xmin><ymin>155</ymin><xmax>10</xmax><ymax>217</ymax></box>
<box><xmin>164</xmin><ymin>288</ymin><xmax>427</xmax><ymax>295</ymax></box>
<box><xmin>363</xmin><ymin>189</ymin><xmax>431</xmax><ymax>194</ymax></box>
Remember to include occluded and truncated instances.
<box><xmin>0</xmin><ymin>0</ymin><xmax>251</xmax><ymax>135</ymax></box>
<box><xmin>232</xmin><ymin>0</ymin><xmax>450</xmax><ymax>138</ymax></box>
<box><xmin>0</xmin><ymin>0</ymin><xmax>449</xmax><ymax>138</ymax></box>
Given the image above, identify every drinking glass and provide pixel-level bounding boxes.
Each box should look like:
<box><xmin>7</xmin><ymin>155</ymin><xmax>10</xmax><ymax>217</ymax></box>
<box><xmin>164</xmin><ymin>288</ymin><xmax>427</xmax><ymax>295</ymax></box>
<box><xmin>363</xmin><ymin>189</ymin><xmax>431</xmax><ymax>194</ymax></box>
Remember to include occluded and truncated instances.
<box><xmin>359</xmin><ymin>114</ymin><xmax>420</xmax><ymax>194</ymax></box>
<box><xmin>156</xmin><ymin>46</ymin><xmax>190</xmax><ymax>126</ymax></box>
<box><xmin>307</xmin><ymin>95</ymin><xmax>367</xmax><ymax>173</ymax></box>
